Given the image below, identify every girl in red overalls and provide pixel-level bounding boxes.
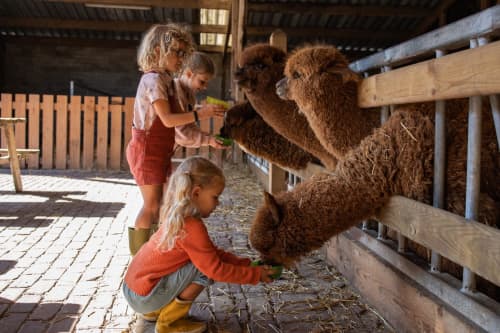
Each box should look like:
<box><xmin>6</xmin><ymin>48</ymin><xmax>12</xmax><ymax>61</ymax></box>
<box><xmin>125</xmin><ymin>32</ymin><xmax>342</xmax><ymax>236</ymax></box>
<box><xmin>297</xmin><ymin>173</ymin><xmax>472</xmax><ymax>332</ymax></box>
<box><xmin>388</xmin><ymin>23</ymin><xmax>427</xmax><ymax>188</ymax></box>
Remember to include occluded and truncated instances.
<box><xmin>126</xmin><ymin>24</ymin><xmax>226</xmax><ymax>255</ymax></box>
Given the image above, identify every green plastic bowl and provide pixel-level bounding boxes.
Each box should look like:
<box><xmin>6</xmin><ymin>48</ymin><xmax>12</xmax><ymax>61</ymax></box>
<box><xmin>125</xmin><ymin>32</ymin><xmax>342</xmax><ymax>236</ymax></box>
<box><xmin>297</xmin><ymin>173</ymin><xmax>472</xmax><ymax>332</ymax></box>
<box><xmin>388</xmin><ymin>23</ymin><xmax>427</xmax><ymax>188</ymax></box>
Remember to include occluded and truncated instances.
<box><xmin>251</xmin><ymin>260</ymin><xmax>283</xmax><ymax>279</ymax></box>
<box><xmin>215</xmin><ymin>134</ymin><xmax>233</xmax><ymax>146</ymax></box>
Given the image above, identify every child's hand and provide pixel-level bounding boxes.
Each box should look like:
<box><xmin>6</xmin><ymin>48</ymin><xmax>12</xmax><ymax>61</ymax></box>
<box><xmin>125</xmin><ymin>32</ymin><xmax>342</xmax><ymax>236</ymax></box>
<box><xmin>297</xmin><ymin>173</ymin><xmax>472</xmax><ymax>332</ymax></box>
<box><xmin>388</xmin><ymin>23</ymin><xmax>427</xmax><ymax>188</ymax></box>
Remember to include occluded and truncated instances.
<box><xmin>259</xmin><ymin>265</ymin><xmax>277</xmax><ymax>283</ymax></box>
<box><xmin>209</xmin><ymin>136</ymin><xmax>229</xmax><ymax>149</ymax></box>
<box><xmin>198</xmin><ymin>104</ymin><xmax>227</xmax><ymax>119</ymax></box>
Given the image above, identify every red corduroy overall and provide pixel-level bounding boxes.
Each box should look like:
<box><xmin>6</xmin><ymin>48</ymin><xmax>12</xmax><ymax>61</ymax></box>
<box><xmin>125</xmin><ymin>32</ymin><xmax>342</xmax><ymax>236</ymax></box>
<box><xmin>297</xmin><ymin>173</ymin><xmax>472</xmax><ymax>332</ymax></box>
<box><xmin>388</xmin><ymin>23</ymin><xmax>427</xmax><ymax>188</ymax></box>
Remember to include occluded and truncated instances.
<box><xmin>126</xmin><ymin>97</ymin><xmax>178</xmax><ymax>186</ymax></box>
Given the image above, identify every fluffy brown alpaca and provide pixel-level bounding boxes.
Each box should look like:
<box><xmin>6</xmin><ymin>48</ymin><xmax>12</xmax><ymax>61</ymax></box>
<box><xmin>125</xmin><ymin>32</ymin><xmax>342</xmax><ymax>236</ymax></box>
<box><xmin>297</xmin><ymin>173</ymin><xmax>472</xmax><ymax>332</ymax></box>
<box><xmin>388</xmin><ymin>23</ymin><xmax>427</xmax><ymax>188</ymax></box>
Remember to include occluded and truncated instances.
<box><xmin>251</xmin><ymin>45</ymin><xmax>500</xmax><ymax>269</ymax></box>
<box><xmin>234</xmin><ymin>44</ymin><xmax>338</xmax><ymax>170</ymax></box>
<box><xmin>220</xmin><ymin>102</ymin><xmax>315</xmax><ymax>170</ymax></box>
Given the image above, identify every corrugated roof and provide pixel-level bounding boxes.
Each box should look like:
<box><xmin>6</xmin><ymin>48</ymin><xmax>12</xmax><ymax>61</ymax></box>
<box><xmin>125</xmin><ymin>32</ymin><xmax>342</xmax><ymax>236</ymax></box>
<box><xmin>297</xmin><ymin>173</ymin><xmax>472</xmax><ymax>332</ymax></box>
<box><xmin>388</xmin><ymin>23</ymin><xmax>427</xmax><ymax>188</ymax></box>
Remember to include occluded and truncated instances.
<box><xmin>0</xmin><ymin>0</ymin><xmax>489</xmax><ymax>59</ymax></box>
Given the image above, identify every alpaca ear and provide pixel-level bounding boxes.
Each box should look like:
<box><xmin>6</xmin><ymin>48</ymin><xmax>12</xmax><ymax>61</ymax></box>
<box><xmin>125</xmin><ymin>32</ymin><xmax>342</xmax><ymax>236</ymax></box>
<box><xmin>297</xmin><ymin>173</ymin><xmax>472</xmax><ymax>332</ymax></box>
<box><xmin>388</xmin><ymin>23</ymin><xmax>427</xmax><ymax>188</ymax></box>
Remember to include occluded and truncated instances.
<box><xmin>264</xmin><ymin>191</ymin><xmax>282</xmax><ymax>226</ymax></box>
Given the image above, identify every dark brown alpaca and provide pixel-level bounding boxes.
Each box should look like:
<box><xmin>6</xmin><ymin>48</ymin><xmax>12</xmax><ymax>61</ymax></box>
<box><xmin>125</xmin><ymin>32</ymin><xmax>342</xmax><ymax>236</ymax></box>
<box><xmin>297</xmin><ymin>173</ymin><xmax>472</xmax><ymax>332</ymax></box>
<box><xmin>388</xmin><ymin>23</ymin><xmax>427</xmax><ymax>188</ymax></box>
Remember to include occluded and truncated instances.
<box><xmin>234</xmin><ymin>44</ymin><xmax>338</xmax><ymax>170</ymax></box>
<box><xmin>220</xmin><ymin>102</ymin><xmax>315</xmax><ymax>170</ymax></box>
<box><xmin>250</xmin><ymin>45</ymin><xmax>500</xmax><ymax>268</ymax></box>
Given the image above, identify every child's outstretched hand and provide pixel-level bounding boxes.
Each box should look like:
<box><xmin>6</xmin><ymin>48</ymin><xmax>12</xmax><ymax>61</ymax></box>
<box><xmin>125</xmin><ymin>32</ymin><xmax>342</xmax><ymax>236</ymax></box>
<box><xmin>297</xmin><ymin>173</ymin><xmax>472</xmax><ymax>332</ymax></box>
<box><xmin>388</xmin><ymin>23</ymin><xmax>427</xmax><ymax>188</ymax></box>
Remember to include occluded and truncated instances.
<box><xmin>259</xmin><ymin>265</ymin><xmax>277</xmax><ymax>283</ymax></box>
<box><xmin>197</xmin><ymin>104</ymin><xmax>227</xmax><ymax>119</ymax></box>
<box><xmin>209</xmin><ymin>136</ymin><xmax>229</xmax><ymax>149</ymax></box>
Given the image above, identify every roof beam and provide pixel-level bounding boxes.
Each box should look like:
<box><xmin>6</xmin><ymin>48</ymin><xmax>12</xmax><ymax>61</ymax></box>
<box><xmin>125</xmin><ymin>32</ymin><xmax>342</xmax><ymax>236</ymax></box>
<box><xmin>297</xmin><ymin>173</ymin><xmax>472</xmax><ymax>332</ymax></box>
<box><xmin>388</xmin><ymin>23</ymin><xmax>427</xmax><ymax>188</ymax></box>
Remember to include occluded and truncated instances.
<box><xmin>247</xmin><ymin>4</ymin><xmax>432</xmax><ymax>17</ymax></box>
<box><xmin>0</xmin><ymin>17</ymin><xmax>227</xmax><ymax>34</ymax></box>
<box><xmin>2</xmin><ymin>35</ymin><xmax>230</xmax><ymax>52</ymax></box>
<box><xmin>44</xmin><ymin>0</ymin><xmax>230</xmax><ymax>10</ymax></box>
<box><xmin>246</xmin><ymin>26</ymin><xmax>409</xmax><ymax>42</ymax></box>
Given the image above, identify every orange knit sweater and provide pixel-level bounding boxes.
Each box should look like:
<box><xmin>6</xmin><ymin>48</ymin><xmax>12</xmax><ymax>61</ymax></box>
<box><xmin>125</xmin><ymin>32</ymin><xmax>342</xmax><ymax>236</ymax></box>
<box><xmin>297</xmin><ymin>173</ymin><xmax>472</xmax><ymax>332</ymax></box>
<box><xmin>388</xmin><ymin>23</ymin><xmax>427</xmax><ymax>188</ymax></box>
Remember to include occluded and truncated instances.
<box><xmin>125</xmin><ymin>217</ymin><xmax>262</xmax><ymax>296</ymax></box>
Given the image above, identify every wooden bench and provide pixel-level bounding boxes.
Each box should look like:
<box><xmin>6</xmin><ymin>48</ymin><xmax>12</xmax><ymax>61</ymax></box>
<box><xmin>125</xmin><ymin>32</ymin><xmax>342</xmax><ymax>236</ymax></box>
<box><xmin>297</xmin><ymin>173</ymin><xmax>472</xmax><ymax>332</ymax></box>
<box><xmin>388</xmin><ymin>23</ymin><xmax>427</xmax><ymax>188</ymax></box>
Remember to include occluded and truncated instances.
<box><xmin>0</xmin><ymin>118</ymin><xmax>40</xmax><ymax>192</ymax></box>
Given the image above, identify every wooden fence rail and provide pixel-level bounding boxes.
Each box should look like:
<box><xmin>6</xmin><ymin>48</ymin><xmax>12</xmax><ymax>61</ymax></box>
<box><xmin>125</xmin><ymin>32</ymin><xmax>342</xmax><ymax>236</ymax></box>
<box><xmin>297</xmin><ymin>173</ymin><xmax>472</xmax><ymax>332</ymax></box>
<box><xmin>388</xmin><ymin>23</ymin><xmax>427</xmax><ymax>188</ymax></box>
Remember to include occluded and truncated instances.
<box><xmin>0</xmin><ymin>93</ymin><xmax>223</xmax><ymax>171</ymax></box>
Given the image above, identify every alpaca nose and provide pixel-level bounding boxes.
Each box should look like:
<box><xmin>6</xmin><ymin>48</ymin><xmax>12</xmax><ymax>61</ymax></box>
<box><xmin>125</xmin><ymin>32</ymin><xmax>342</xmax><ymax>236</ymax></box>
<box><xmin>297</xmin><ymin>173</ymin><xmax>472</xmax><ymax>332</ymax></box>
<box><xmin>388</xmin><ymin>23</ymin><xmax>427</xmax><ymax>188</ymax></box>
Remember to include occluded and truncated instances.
<box><xmin>275</xmin><ymin>77</ymin><xmax>289</xmax><ymax>100</ymax></box>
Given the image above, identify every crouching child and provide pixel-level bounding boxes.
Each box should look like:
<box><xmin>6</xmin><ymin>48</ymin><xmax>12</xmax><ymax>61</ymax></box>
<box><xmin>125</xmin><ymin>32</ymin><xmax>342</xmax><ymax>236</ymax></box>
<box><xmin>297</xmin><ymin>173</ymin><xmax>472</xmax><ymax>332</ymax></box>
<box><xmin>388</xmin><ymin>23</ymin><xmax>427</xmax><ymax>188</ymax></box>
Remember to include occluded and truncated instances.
<box><xmin>122</xmin><ymin>156</ymin><xmax>276</xmax><ymax>333</ymax></box>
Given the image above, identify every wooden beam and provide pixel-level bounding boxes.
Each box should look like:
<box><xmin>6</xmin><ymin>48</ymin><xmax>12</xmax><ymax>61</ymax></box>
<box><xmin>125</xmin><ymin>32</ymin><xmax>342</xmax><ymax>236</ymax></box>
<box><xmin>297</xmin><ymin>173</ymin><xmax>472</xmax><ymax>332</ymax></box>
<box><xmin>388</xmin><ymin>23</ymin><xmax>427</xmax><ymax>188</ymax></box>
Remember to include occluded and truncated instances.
<box><xmin>44</xmin><ymin>0</ymin><xmax>230</xmax><ymax>9</ymax></box>
<box><xmin>246</xmin><ymin>26</ymin><xmax>409</xmax><ymax>41</ymax></box>
<box><xmin>267</xmin><ymin>29</ymin><xmax>288</xmax><ymax>195</ymax></box>
<box><xmin>0</xmin><ymin>17</ymin><xmax>227</xmax><ymax>34</ymax></box>
<box><xmin>247</xmin><ymin>4</ymin><xmax>431</xmax><ymax>17</ymax></box>
<box><xmin>3</xmin><ymin>35</ymin><xmax>229</xmax><ymax>52</ymax></box>
<box><xmin>376</xmin><ymin>196</ymin><xmax>500</xmax><ymax>286</ymax></box>
<box><xmin>358</xmin><ymin>40</ymin><xmax>500</xmax><ymax>107</ymax></box>
<box><xmin>198</xmin><ymin>44</ymin><xmax>230</xmax><ymax>53</ymax></box>
<box><xmin>413</xmin><ymin>0</ymin><xmax>457</xmax><ymax>36</ymax></box>
<box><xmin>326</xmin><ymin>228</ymin><xmax>499</xmax><ymax>333</ymax></box>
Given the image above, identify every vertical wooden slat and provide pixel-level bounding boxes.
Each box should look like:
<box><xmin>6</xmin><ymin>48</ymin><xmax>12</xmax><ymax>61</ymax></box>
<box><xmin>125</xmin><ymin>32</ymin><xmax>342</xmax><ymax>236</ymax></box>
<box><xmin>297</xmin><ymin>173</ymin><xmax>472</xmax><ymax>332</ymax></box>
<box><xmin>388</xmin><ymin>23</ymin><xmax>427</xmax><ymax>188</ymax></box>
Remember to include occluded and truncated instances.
<box><xmin>122</xmin><ymin>97</ymin><xmax>134</xmax><ymax>170</ymax></box>
<box><xmin>55</xmin><ymin>95</ymin><xmax>68</xmax><ymax>169</ymax></box>
<box><xmin>41</xmin><ymin>95</ymin><xmax>54</xmax><ymax>169</ymax></box>
<box><xmin>27</xmin><ymin>94</ymin><xmax>40</xmax><ymax>169</ymax></box>
<box><xmin>82</xmin><ymin>96</ymin><xmax>95</xmax><ymax>170</ymax></box>
<box><xmin>69</xmin><ymin>96</ymin><xmax>82</xmax><ymax>169</ymax></box>
<box><xmin>200</xmin><ymin>118</ymin><xmax>211</xmax><ymax>158</ymax></box>
<box><xmin>1</xmin><ymin>93</ymin><xmax>13</xmax><ymax>148</ymax></box>
<box><xmin>109</xmin><ymin>102</ymin><xmax>122</xmax><ymax>170</ymax></box>
<box><xmin>213</xmin><ymin>117</ymin><xmax>224</xmax><ymax>167</ymax></box>
<box><xmin>96</xmin><ymin>96</ymin><xmax>108</xmax><ymax>170</ymax></box>
<box><xmin>13</xmin><ymin>94</ymin><xmax>27</xmax><ymax>149</ymax></box>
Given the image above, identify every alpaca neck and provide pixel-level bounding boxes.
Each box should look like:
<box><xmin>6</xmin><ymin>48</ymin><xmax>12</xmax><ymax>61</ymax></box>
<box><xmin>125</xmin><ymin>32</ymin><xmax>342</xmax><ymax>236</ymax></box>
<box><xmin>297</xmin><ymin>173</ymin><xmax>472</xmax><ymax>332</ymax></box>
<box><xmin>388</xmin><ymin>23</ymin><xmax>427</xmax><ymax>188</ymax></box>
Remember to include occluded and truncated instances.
<box><xmin>246</xmin><ymin>87</ymin><xmax>286</xmax><ymax>122</ymax></box>
<box><xmin>306</xmin><ymin>86</ymin><xmax>379</xmax><ymax>157</ymax></box>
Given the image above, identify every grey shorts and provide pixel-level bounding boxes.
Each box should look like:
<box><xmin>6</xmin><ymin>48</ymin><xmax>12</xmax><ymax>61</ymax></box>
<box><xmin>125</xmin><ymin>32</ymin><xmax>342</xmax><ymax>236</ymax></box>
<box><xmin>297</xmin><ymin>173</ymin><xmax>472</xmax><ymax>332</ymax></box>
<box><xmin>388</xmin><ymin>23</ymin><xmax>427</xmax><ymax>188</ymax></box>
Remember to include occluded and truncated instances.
<box><xmin>122</xmin><ymin>262</ymin><xmax>211</xmax><ymax>313</ymax></box>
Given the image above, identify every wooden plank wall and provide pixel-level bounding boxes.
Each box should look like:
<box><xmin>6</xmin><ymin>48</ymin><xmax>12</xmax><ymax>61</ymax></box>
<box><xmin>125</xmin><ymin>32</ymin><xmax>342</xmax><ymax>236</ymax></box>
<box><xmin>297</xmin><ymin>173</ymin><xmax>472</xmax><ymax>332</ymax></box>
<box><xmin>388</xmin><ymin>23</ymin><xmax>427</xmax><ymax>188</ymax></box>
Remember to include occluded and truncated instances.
<box><xmin>0</xmin><ymin>93</ymin><xmax>223</xmax><ymax>170</ymax></box>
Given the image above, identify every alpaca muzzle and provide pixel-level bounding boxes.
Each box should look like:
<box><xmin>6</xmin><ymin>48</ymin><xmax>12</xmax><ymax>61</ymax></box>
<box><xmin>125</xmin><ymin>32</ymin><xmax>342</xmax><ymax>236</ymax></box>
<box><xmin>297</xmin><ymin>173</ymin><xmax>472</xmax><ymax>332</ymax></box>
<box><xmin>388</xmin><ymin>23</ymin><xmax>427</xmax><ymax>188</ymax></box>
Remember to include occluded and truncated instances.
<box><xmin>275</xmin><ymin>77</ymin><xmax>289</xmax><ymax>100</ymax></box>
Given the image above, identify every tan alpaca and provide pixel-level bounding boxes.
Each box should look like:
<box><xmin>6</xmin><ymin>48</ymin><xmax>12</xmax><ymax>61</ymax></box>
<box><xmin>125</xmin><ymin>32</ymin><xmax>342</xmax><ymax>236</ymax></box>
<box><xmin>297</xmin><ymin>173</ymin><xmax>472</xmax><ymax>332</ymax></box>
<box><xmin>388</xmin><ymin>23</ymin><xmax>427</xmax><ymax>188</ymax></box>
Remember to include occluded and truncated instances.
<box><xmin>251</xmin><ymin>45</ymin><xmax>500</xmax><ymax>269</ymax></box>
<box><xmin>220</xmin><ymin>102</ymin><xmax>315</xmax><ymax>170</ymax></box>
<box><xmin>234</xmin><ymin>44</ymin><xmax>338</xmax><ymax>170</ymax></box>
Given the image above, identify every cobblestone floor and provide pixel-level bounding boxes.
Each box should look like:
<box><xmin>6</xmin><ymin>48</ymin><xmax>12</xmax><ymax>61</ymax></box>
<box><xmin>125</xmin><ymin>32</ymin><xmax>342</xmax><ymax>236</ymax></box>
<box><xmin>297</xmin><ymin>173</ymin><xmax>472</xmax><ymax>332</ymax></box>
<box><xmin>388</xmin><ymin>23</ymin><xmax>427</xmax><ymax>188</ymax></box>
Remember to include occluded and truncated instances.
<box><xmin>0</xmin><ymin>163</ymin><xmax>393</xmax><ymax>333</ymax></box>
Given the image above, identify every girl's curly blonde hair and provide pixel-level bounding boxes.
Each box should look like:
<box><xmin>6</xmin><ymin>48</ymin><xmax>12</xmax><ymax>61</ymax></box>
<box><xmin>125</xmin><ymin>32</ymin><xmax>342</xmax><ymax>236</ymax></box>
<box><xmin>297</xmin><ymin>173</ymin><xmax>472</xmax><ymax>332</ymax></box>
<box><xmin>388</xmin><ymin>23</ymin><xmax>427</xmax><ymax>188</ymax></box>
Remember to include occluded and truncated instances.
<box><xmin>137</xmin><ymin>23</ymin><xmax>195</xmax><ymax>72</ymax></box>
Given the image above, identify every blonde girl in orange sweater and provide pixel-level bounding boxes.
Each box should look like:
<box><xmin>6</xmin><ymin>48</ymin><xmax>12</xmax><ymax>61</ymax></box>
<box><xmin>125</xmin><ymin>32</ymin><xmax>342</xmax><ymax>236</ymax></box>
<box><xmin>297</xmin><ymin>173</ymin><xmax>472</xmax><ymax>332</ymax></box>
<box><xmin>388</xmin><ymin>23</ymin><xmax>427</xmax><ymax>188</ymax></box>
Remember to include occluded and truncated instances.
<box><xmin>123</xmin><ymin>156</ymin><xmax>276</xmax><ymax>333</ymax></box>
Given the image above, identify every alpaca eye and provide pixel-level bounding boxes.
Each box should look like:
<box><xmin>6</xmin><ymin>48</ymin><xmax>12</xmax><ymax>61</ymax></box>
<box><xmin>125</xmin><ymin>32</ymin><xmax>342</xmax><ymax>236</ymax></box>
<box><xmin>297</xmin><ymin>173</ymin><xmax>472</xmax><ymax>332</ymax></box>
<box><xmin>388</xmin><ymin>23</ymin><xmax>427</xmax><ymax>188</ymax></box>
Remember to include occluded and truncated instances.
<box><xmin>254</xmin><ymin>63</ymin><xmax>267</xmax><ymax>70</ymax></box>
<box><xmin>292</xmin><ymin>71</ymin><xmax>301</xmax><ymax>79</ymax></box>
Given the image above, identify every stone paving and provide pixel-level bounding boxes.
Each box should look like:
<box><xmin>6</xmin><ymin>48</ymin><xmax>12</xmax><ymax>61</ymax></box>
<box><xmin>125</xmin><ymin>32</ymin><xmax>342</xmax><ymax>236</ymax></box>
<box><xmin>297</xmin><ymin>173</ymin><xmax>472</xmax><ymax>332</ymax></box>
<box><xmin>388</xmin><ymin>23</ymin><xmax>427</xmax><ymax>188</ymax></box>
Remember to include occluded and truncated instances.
<box><xmin>0</xmin><ymin>163</ymin><xmax>394</xmax><ymax>333</ymax></box>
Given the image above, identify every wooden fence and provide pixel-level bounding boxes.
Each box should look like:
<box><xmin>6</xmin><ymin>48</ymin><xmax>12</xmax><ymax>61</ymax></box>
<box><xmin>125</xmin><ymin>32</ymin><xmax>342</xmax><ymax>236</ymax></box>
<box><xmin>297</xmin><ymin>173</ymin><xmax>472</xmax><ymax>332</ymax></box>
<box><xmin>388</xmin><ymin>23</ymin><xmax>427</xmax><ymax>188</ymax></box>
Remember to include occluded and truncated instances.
<box><xmin>0</xmin><ymin>94</ymin><xmax>224</xmax><ymax>170</ymax></box>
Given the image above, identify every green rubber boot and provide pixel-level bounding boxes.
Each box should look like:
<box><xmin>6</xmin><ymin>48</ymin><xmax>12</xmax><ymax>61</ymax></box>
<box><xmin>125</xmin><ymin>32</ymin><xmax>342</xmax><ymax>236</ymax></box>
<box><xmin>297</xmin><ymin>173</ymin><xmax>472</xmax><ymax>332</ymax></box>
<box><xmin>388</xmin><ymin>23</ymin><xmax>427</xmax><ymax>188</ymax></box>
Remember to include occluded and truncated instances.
<box><xmin>128</xmin><ymin>227</ymin><xmax>151</xmax><ymax>256</ymax></box>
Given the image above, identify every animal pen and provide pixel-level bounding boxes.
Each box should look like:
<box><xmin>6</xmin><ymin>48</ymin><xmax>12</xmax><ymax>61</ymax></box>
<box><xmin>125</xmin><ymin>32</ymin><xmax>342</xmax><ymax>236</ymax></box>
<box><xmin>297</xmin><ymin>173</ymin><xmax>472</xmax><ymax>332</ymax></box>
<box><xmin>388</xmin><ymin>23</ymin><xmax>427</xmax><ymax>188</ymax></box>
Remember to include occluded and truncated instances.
<box><xmin>0</xmin><ymin>2</ymin><xmax>499</xmax><ymax>333</ymax></box>
<box><xmin>246</xmin><ymin>6</ymin><xmax>500</xmax><ymax>333</ymax></box>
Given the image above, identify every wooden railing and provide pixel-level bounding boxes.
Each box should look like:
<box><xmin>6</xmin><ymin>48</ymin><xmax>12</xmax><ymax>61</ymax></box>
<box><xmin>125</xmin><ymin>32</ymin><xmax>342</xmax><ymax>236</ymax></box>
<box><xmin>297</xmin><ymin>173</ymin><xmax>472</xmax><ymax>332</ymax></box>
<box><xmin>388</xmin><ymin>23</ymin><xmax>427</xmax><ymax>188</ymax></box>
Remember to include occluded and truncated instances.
<box><xmin>0</xmin><ymin>94</ymin><xmax>224</xmax><ymax>171</ymax></box>
<box><xmin>244</xmin><ymin>6</ymin><xmax>500</xmax><ymax>332</ymax></box>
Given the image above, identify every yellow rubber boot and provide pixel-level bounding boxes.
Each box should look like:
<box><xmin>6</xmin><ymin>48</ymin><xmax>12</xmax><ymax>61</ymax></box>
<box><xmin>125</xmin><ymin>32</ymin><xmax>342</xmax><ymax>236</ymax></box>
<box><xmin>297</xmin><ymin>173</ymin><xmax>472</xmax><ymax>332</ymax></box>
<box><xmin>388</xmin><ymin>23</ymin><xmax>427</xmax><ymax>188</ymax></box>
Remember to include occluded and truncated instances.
<box><xmin>128</xmin><ymin>227</ymin><xmax>150</xmax><ymax>256</ymax></box>
<box><xmin>155</xmin><ymin>298</ymin><xmax>206</xmax><ymax>333</ymax></box>
<box><xmin>140</xmin><ymin>309</ymin><xmax>161</xmax><ymax>322</ymax></box>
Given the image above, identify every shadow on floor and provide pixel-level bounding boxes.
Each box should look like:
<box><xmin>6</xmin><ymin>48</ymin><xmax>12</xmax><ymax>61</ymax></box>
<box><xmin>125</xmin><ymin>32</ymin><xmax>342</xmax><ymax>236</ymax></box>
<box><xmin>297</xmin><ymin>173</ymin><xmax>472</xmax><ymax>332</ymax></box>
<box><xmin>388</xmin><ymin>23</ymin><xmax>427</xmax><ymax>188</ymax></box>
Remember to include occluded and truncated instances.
<box><xmin>0</xmin><ymin>260</ymin><xmax>16</xmax><ymax>274</ymax></box>
<box><xmin>0</xmin><ymin>190</ymin><xmax>124</xmax><ymax>227</ymax></box>
<box><xmin>0</xmin><ymin>297</ymin><xmax>80</xmax><ymax>332</ymax></box>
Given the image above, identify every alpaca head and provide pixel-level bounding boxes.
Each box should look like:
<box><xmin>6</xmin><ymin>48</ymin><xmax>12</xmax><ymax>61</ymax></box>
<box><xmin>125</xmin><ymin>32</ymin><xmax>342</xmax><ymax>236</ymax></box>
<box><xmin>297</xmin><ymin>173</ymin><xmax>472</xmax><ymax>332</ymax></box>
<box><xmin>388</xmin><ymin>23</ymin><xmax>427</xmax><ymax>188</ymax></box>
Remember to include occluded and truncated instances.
<box><xmin>250</xmin><ymin>192</ymin><xmax>304</xmax><ymax>267</ymax></box>
<box><xmin>234</xmin><ymin>44</ymin><xmax>287</xmax><ymax>93</ymax></box>
<box><xmin>276</xmin><ymin>45</ymin><xmax>360</xmax><ymax>109</ymax></box>
<box><xmin>219</xmin><ymin>102</ymin><xmax>256</xmax><ymax>138</ymax></box>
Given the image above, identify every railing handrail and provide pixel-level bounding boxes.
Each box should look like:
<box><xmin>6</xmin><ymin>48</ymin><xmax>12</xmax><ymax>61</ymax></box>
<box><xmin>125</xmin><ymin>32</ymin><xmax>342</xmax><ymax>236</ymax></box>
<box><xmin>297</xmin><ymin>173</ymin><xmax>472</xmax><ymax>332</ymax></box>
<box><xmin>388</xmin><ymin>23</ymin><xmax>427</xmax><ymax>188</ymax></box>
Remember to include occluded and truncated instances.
<box><xmin>349</xmin><ymin>5</ymin><xmax>500</xmax><ymax>73</ymax></box>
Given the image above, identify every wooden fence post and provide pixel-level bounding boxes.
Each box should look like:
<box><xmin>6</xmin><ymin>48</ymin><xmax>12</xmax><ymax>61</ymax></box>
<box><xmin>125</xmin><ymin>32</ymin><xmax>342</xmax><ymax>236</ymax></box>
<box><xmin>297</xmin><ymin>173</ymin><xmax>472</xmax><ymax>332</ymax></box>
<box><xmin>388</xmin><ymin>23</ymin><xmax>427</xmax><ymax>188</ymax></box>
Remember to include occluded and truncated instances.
<box><xmin>267</xmin><ymin>29</ymin><xmax>288</xmax><ymax>194</ymax></box>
